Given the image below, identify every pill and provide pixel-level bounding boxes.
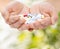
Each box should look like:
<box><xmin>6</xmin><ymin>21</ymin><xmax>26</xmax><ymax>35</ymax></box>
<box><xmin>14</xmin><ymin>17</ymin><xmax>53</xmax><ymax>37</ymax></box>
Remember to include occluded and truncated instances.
<box><xmin>25</xmin><ymin>14</ymin><xmax>44</xmax><ymax>24</ymax></box>
<box><xmin>41</xmin><ymin>15</ymin><xmax>45</xmax><ymax>19</ymax></box>
<box><xmin>19</xmin><ymin>14</ymin><xmax>45</xmax><ymax>24</ymax></box>
<box><xmin>24</xmin><ymin>14</ymin><xmax>28</xmax><ymax>17</ymax></box>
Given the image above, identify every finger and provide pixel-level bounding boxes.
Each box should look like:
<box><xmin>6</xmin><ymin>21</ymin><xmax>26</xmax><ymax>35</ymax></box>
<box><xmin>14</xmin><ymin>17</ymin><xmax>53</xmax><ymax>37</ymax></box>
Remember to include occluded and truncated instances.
<box><xmin>33</xmin><ymin>19</ymin><xmax>45</xmax><ymax>29</ymax></box>
<box><xmin>38</xmin><ymin>2</ymin><xmax>58</xmax><ymax>24</ymax></box>
<box><xmin>18</xmin><ymin>24</ymin><xmax>30</xmax><ymax>30</ymax></box>
<box><xmin>10</xmin><ymin>19</ymin><xmax>26</xmax><ymax>28</ymax></box>
<box><xmin>20</xmin><ymin>5</ymin><xmax>30</xmax><ymax>14</ymax></box>
<box><xmin>28</xmin><ymin>23</ymin><xmax>35</xmax><ymax>31</ymax></box>
<box><xmin>50</xmin><ymin>8</ymin><xmax>58</xmax><ymax>24</ymax></box>
<box><xmin>40</xmin><ymin>3</ymin><xmax>58</xmax><ymax>24</ymax></box>
<box><xmin>40</xmin><ymin>11</ymin><xmax>50</xmax><ymax>17</ymax></box>
<box><xmin>37</xmin><ymin>17</ymin><xmax>52</xmax><ymax>29</ymax></box>
<box><xmin>32</xmin><ymin>17</ymin><xmax>51</xmax><ymax>29</ymax></box>
<box><xmin>8</xmin><ymin>15</ymin><xmax>20</xmax><ymax>25</ymax></box>
<box><xmin>33</xmin><ymin>21</ymin><xmax>41</xmax><ymax>29</ymax></box>
<box><xmin>6</xmin><ymin>1</ymin><xmax>24</xmax><ymax>14</ymax></box>
<box><xmin>30</xmin><ymin>3</ymin><xmax>50</xmax><ymax>17</ymax></box>
<box><xmin>1</xmin><ymin>1</ymin><xmax>24</xmax><ymax>24</ymax></box>
<box><xmin>30</xmin><ymin>4</ymin><xmax>40</xmax><ymax>14</ymax></box>
<box><xmin>1</xmin><ymin>8</ymin><xmax>9</xmax><ymax>21</ymax></box>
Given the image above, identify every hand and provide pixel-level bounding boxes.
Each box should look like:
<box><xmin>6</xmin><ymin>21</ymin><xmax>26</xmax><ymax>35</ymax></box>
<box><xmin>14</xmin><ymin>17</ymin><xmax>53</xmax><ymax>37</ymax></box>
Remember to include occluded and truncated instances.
<box><xmin>1</xmin><ymin>1</ymin><xmax>58</xmax><ymax>30</ymax></box>
<box><xmin>29</xmin><ymin>2</ymin><xmax>58</xmax><ymax>30</ymax></box>
<box><xmin>1</xmin><ymin>1</ymin><xmax>30</xmax><ymax>29</ymax></box>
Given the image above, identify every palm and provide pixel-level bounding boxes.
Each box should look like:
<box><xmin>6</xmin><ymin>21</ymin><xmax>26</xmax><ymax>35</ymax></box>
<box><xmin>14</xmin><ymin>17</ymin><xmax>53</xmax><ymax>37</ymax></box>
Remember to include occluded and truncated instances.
<box><xmin>29</xmin><ymin>2</ymin><xmax>58</xmax><ymax>29</ymax></box>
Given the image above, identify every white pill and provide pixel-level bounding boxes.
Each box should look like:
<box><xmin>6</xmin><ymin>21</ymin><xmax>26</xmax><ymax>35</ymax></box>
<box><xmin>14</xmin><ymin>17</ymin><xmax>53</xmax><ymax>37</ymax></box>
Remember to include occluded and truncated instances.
<box><xmin>25</xmin><ymin>14</ymin><xmax>44</xmax><ymax>24</ymax></box>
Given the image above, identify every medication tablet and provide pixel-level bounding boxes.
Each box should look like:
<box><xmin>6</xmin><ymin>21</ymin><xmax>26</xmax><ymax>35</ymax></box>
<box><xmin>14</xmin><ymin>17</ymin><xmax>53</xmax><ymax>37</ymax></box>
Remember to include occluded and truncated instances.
<box><xmin>25</xmin><ymin>14</ymin><xmax>44</xmax><ymax>24</ymax></box>
<box><xmin>19</xmin><ymin>14</ymin><xmax>45</xmax><ymax>24</ymax></box>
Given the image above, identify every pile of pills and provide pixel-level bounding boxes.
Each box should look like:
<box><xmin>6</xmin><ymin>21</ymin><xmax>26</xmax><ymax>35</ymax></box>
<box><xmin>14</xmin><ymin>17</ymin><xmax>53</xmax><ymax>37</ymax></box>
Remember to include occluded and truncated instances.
<box><xmin>19</xmin><ymin>14</ymin><xmax>45</xmax><ymax>24</ymax></box>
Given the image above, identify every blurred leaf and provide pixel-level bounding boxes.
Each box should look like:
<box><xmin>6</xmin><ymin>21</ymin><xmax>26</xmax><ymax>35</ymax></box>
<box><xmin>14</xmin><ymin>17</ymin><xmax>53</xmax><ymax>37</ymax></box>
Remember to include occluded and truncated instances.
<box><xmin>18</xmin><ymin>30</ymin><xmax>31</xmax><ymax>42</ymax></box>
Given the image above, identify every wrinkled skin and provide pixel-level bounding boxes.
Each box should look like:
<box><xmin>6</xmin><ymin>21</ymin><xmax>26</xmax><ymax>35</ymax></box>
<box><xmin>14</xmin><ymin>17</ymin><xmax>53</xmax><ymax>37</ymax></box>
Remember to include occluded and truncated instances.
<box><xmin>1</xmin><ymin>1</ymin><xmax>58</xmax><ymax>30</ymax></box>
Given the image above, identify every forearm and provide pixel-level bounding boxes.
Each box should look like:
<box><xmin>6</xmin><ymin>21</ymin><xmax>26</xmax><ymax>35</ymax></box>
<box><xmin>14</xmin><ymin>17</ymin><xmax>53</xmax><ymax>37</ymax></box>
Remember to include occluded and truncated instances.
<box><xmin>0</xmin><ymin>0</ymin><xmax>12</xmax><ymax>11</ymax></box>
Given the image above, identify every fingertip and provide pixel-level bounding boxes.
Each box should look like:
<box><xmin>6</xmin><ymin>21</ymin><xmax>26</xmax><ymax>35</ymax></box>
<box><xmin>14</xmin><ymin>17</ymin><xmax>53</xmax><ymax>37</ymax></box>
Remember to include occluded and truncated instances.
<box><xmin>28</xmin><ymin>23</ymin><xmax>34</xmax><ymax>31</ymax></box>
<box><xmin>51</xmin><ymin>15</ymin><xmax>58</xmax><ymax>25</ymax></box>
<box><xmin>1</xmin><ymin>9</ymin><xmax>10</xmax><ymax>24</ymax></box>
<box><xmin>51</xmin><ymin>10</ymin><xmax>58</xmax><ymax>24</ymax></box>
<box><xmin>8</xmin><ymin>15</ymin><xmax>19</xmax><ymax>24</ymax></box>
<box><xmin>18</xmin><ymin>24</ymin><xmax>29</xmax><ymax>30</ymax></box>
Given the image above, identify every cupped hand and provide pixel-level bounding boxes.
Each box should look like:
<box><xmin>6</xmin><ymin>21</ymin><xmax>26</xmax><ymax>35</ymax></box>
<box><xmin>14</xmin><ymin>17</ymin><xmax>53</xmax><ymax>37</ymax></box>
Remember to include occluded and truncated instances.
<box><xmin>1</xmin><ymin>1</ymin><xmax>30</xmax><ymax>30</ymax></box>
<box><xmin>29</xmin><ymin>2</ymin><xmax>58</xmax><ymax>30</ymax></box>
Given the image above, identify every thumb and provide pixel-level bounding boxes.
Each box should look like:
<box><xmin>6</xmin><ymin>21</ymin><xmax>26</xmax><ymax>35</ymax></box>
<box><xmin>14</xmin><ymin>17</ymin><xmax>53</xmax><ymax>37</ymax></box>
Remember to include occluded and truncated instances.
<box><xmin>1</xmin><ymin>8</ymin><xmax>9</xmax><ymax>21</ymax></box>
<box><xmin>51</xmin><ymin>11</ymin><xmax>58</xmax><ymax>24</ymax></box>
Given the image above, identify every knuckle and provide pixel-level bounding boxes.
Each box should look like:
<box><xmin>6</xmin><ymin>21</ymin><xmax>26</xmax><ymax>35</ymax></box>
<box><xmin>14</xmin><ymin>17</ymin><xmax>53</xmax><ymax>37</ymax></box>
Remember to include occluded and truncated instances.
<box><xmin>8</xmin><ymin>15</ymin><xmax>19</xmax><ymax>24</ymax></box>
